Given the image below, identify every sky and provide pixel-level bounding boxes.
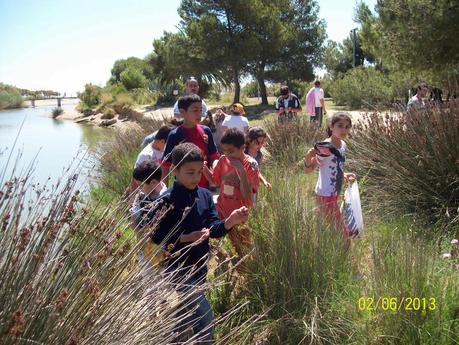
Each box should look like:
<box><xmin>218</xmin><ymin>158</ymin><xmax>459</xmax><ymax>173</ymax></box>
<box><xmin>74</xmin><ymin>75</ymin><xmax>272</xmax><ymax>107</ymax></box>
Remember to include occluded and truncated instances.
<box><xmin>0</xmin><ymin>0</ymin><xmax>377</xmax><ymax>96</ymax></box>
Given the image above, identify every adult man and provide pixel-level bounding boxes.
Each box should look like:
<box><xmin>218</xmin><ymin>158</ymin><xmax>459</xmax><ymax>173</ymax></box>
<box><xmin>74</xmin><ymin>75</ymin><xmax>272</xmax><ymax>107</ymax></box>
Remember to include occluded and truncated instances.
<box><xmin>173</xmin><ymin>76</ymin><xmax>209</xmax><ymax>119</ymax></box>
<box><xmin>407</xmin><ymin>82</ymin><xmax>428</xmax><ymax>111</ymax></box>
<box><xmin>275</xmin><ymin>86</ymin><xmax>302</xmax><ymax>124</ymax></box>
<box><xmin>305</xmin><ymin>80</ymin><xmax>326</xmax><ymax>126</ymax></box>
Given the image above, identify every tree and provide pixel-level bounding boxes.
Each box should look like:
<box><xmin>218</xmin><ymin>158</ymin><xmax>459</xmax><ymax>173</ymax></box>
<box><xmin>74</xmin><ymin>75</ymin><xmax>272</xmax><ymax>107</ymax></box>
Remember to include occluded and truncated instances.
<box><xmin>179</xmin><ymin>0</ymin><xmax>259</xmax><ymax>102</ymax></box>
<box><xmin>249</xmin><ymin>0</ymin><xmax>326</xmax><ymax>104</ymax></box>
<box><xmin>356</xmin><ymin>0</ymin><xmax>459</xmax><ymax>82</ymax></box>
<box><xmin>120</xmin><ymin>67</ymin><xmax>149</xmax><ymax>90</ymax></box>
<box><xmin>109</xmin><ymin>57</ymin><xmax>154</xmax><ymax>85</ymax></box>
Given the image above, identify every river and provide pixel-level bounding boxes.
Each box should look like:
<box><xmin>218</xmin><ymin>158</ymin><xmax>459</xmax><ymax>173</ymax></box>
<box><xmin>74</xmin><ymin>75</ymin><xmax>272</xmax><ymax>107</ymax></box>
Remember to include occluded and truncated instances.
<box><xmin>0</xmin><ymin>104</ymin><xmax>106</xmax><ymax>190</ymax></box>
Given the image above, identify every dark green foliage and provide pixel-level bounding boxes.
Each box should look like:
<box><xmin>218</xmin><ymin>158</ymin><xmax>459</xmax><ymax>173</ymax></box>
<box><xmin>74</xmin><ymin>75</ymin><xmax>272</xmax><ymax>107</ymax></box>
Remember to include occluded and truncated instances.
<box><xmin>329</xmin><ymin>66</ymin><xmax>393</xmax><ymax>109</ymax></box>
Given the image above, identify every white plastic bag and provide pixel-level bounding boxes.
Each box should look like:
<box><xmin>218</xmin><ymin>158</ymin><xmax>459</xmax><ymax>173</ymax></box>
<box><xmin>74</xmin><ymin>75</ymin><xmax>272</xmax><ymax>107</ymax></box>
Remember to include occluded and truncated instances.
<box><xmin>341</xmin><ymin>182</ymin><xmax>364</xmax><ymax>238</ymax></box>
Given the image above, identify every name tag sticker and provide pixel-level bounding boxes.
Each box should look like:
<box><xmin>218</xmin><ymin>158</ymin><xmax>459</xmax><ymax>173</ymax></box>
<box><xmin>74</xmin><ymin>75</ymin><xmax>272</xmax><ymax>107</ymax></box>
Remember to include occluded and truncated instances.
<box><xmin>223</xmin><ymin>184</ymin><xmax>234</xmax><ymax>196</ymax></box>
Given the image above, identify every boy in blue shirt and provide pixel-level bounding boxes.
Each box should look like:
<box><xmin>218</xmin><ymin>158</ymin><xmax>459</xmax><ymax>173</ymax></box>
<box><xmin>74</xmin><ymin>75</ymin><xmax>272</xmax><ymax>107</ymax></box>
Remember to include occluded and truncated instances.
<box><xmin>149</xmin><ymin>142</ymin><xmax>248</xmax><ymax>342</ymax></box>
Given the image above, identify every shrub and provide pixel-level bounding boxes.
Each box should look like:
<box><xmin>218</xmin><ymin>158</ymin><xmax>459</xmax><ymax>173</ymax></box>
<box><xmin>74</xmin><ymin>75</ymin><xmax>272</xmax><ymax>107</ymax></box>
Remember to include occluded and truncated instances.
<box><xmin>101</xmin><ymin>107</ymin><xmax>116</xmax><ymax>119</ymax></box>
<box><xmin>0</xmin><ymin>90</ymin><xmax>23</xmax><ymax>109</ymax></box>
<box><xmin>349</xmin><ymin>101</ymin><xmax>459</xmax><ymax>227</ymax></box>
<box><xmin>51</xmin><ymin>107</ymin><xmax>63</xmax><ymax>118</ymax></box>
<box><xmin>0</xmin><ymin>157</ymin><xmax>218</xmax><ymax>345</ymax></box>
<box><xmin>329</xmin><ymin>66</ymin><xmax>393</xmax><ymax>109</ymax></box>
<box><xmin>120</xmin><ymin>67</ymin><xmax>148</xmax><ymax>90</ymax></box>
<box><xmin>77</xmin><ymin>83</ymin><xmax>101</xmax><ymax>111</ymax></box>
<box><xmin>129</xmin><ymin>88</ymin><xmax>159</xmax><ymax>105</ymax></box>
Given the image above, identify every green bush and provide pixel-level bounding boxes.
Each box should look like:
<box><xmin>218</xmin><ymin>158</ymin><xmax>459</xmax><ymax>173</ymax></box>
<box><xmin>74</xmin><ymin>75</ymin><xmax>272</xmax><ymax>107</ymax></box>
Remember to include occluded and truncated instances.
<box><xmin>77</xmin><ymin>83</ymin><xmax>101</xmax><ymax>110</ymax></box>
<box><xmin>349</xmin><ymin>102</ymin><xmax>459</xmax><ymax>227</ymax></box>
<box><xmin>329</xmin><ymin>66</ymin><xmax>393</xmax><ymax>109</ymax></box>
<box><xmin>101</xmin><ymin>107</ymin><xmax>116</xmax><ymax>119</ymax></box>
<box><xmin>120</xmin><ymin>67</ymin><xmax>148</xmax><ymax>90</ymax></box>
<box><xmin>0</xmin><ymin>90</ymin><xmax>23</xmax><ymax>109</ymax></box>
<box><xmin>129</xmin><ymin>88</ymin><xmax>159</xmax><ymax>105</ymax></box>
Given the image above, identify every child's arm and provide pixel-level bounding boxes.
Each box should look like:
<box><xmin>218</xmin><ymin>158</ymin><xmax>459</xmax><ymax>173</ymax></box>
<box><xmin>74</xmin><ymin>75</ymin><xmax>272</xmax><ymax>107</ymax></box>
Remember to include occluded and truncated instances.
<box><xmin>259</xmin><ymin>173</ymin><xmax>272</xmax><ymax>190</ymax></box>
<box><xmin>202</xmin><ymin>162</ymin><xmax>215</xmax><ymax>184</ymax></box>
<box><xmin>230</xmin><ymin>159</ymin><xmax>252</xmax><ymax>199</ymax></box>
<box><xmin>304</xmin><ymin>148</ymin><xmax>318</xmax><ymax>174</ymax></box>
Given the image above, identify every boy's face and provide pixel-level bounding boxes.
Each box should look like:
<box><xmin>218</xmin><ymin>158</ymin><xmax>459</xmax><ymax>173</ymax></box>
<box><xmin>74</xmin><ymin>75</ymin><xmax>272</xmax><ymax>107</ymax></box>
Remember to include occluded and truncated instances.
<box><xmin>152</xmin><ymin>139</ymin><xmax>166</xmax><ymax>151</ymax></box>
<box><xmin>139</xmin><ymin>178</ymin><xmax>161</xmax><ymax>194</ymax></box>
<box><xmin>180</xmin><ymin>102</ymin><xmax>202</xmax><ymax>126</ymax></box>
<box><xmin>173</xmin><ymin>161</ymin><xmax>203</xmax><ymax>189</ymax></box>
<box><xmin>221</xmin><ymin>143</ymin><xmax>245</xmax><ymax>160</ymax></box>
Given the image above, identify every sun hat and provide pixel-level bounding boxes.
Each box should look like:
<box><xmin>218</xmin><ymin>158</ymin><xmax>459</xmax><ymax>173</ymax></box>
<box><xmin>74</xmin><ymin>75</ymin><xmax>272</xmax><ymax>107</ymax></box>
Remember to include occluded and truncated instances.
<box><xmin>231</xmin><ymin>103</ymin><xmax>246</xmax><ymax>115</ymax></box>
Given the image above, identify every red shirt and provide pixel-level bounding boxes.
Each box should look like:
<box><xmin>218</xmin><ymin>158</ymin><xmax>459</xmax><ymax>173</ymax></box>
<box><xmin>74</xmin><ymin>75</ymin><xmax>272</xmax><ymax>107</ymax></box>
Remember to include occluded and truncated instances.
<box><xmin>161</xmin><ymin>125</ymin><xmax>220</xmax><ymax>188</ymax></box>
<box><xmin>212</xmin><ymin>154</ymin><xmax>260</xmax><ymax>219</ymax></box>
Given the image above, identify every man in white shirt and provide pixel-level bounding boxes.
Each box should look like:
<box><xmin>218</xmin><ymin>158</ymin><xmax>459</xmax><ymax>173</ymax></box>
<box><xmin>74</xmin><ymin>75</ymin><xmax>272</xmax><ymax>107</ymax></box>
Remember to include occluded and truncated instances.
<box><xmin>407</xmin><ymin>82</ymin><xmax>428</xmax><ymax>111</ymax></box>
<box><xmin>305</xmin><ymin>80</ymin><xmax>326</xmax><ymax>126</ymax></box>
<box><xmin>173</xmin><ymin>76</ymin><xmax>209</xmax><ymax>119</ymax></box>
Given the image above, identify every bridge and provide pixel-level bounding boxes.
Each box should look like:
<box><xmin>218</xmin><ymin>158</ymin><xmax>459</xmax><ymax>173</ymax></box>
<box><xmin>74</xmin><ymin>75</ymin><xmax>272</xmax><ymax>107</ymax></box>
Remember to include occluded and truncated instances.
<box><xmin>29</xmin><ymin>97</ymin><xmax>79</xmax><ymax>108</ymax></box>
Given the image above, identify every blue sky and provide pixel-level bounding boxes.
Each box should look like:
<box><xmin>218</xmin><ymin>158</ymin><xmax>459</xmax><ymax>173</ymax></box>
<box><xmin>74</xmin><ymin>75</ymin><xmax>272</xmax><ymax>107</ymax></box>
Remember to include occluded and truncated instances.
<box><xmin>0</xmin><ymin>0</ymin><xmax>377</xmax><ymax>95</ymax></box>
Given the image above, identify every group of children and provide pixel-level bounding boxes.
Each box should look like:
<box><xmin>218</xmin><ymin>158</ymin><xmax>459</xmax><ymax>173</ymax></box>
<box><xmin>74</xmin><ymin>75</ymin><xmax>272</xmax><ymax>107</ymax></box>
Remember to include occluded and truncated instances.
<box><xmin>129</xmin><ymin>93</ymin><xmax>356</xmax><ymax>342</ymax></box>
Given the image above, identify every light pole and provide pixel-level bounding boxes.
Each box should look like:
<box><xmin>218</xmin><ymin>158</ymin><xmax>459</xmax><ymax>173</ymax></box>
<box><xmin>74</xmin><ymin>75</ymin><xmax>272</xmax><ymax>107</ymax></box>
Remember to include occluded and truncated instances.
<box><xmin>350</xmin><ymin>28</ymin><xmax>357</xmax><ymax>67</ymax></box>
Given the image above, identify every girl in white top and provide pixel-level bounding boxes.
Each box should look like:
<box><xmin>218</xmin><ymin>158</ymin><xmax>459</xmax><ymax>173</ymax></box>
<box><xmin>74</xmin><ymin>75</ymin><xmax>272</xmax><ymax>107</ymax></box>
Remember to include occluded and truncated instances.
<box><xmin>304</xmin><ymin>112</ymin><xmax>356</xmax><ymax>244</ymax></box>
<box><xmin>221</xmin><ymin>103</ymin><xmax>249</xmax><ymax>136</ymax></box>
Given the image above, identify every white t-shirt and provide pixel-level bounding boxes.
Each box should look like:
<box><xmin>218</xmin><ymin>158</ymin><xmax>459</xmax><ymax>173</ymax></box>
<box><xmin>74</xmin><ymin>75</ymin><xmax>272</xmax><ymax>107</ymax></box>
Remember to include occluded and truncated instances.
<box><xmin>173</xmin><ymin>98</ymin><xmax>209</xmax><ymax>118</ymax></box>
<box><xmin>315</xmin><ymin>140</ymin><xmax>346</xmax><ymax>197</ymax></box>
<box><xmin>314</xmin><ymin>88</ymin><xmax>324</xmax><ymax>108</ymax></box>
<box><xmin>221</xmin><ymin>115</ymin><xmax>249</xmax><ymax>133</ymax></box>
<box><xmin>135</xmin><ymin>144</ymin><xmax>163</xmax><ymax>168</ymax></box>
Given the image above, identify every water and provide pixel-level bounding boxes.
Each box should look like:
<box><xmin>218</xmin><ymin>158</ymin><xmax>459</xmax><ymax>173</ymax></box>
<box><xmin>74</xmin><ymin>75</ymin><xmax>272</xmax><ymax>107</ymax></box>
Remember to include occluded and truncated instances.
<box><xmin>0</xmin><ymin>104</ymin><xmax>106</xmax><ymax>189</ymax></box>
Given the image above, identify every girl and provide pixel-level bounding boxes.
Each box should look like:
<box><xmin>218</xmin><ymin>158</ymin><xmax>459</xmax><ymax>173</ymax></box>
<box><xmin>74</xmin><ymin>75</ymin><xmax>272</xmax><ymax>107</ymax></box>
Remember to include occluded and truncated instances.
<box><xmin>304</xmin><ymin>112</ymin><xmax>356</xmax><ymax>241</ymax></box>
<box><xmin>245</xmin><ymin>126</ymin><xmax>272</xmax><ymax>197</ymax></box>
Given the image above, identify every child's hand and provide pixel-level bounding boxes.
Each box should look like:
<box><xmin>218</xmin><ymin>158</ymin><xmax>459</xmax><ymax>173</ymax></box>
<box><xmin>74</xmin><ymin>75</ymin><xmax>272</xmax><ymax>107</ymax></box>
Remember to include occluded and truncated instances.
<box><xmin>180</xmin><ymin>229</ymin><xmax>210</xmax><ymax>243</ymax></box>
<box><xmin>344</xmin><ymin>173</ymin><xmax>357</xmax><ymax>183</ymax></box>
<box><xmin>225</xmin><ymin>206</ymin><xmax>249</xmax><ymax>229</ymax></box>
<box><xmin>305</xmin><ymin>148</ymin><xmax>315</xmax><ymax>159</ymax></box>
<box><xmin>264</xmin><ymin>181</ymin><xmax>272</xmax><ymax>191</ymax></box>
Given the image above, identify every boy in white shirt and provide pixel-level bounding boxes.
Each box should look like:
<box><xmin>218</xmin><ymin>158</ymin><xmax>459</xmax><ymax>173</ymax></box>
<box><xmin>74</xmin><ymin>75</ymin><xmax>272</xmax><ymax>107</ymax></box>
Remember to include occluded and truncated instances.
<box><xmin>221</xmin><ymin>103</ymin><xmax>249</xmax><ymax>136</ymax></box>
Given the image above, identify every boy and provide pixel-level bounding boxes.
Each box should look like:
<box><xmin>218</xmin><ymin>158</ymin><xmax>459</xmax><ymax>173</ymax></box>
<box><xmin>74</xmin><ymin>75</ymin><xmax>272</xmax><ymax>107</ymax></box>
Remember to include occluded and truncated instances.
<box><xmin>161</xmin><ymin>94</ymin><xmax>220</xmax><ymax>189</ymax></box>
<box><xmin>204</xmin><ymin>128</ymin><xmax>260</xmax><ymax>258</ymax></box>
<box><xmin>129</xmin><ymin>160</ymin><xmax>168</xmax><ymax>269</ymax></box>
<box><xmin>149</xmin><ymin>142</ymin><xmax>248</xmax><ymax>342</ymax></box>
<box><xmin>136</xmin><ymin>124</ymin><xmax>173</xmax><ymax>167</ymax></box>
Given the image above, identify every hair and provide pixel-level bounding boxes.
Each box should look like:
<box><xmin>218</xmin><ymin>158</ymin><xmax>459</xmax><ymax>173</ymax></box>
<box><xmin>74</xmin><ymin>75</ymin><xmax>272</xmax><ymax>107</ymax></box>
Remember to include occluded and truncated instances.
<box><xmin>314</xmin><ymin>80</ymin><xmax>321</xmax><ymax>87</ymax></box>
<box><xmin>177</xmin><ymin>94</ymin><xmax>201</xmax><ymax>112</ymax></box>
<box><xmin>171</xmin><ymin>142</ymin><xmax>204</xmax><ymax>169</ymax></box>
<box><xmin>247</xmin><ymin>126</ymin><xmax>267</xmax><ymax>144</ymax></box>
<box><xmin>132</xmin><ymin>160</ymin><xmax>162</xmax><ymax>183</ymax></box>
<box><xmin>327</xmin><ymin>112</ymin><xmax>352</xmax><ymax>137</ymax></box>
<box><xmin>185</xmin><ymin>76</ymin><xmax>198</xmax><ymax>85</ymax></box>
<box><xmin>280</xmin><ymin>85</ymin><xmax>289</xmax><ymax>95</ymax></box>
<box><xmin>221</xmin><ymin>127</ymin><xmax>245</xmax><ymax>148</ymax></box>
<box><xmin>155</xmin><ymin>124</ymin><xmax>174</xmax><ymax>141</ymax></box>
<box><xmin>416</xmin><ymin>82</ymin><xmax>428</xmax><ymax>91</ymax></box>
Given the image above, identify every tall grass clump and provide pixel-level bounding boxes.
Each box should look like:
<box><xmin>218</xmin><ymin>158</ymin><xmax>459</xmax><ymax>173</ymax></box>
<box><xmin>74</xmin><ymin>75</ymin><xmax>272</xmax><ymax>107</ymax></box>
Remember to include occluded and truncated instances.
<box><xmin>51</xmin><ymin>107</ymin><xmax>64</xmax><ymax>118</ymax></box>
<box><xmin>362</xmin><ymin>219</ymin><xmax>459</xmax><ymax>344</ymax></box>
<box><xmin>93</xmin><ymin>118</ymin><xmax>166</xmax><ymax>203</ymax></box>
<box><xmin>216</xmin><ymin>169</ymin><xmax>364</xmax><ymax>344</ymax></box>
<box><xmin>0</xmin><ymin>157</ymin><xmax>221</xmax><ymax>344</ymax></box>
<box><xmin>349</xmin><ymin>101</ymin><xmax>459</xmax><ymax>228</ymax></box>
<box><xmin>264</xmin><ymin>117</ymin><xmax>322</xmax><ymax>166</ymax></box>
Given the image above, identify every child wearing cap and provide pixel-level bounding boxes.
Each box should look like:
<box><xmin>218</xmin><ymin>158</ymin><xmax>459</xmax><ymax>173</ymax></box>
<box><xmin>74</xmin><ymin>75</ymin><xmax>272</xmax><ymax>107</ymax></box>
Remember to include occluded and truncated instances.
<box><xmin>221</xmin><ymin>102</ymin><xmax>249</xmax><ymax>136</ymax></box>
